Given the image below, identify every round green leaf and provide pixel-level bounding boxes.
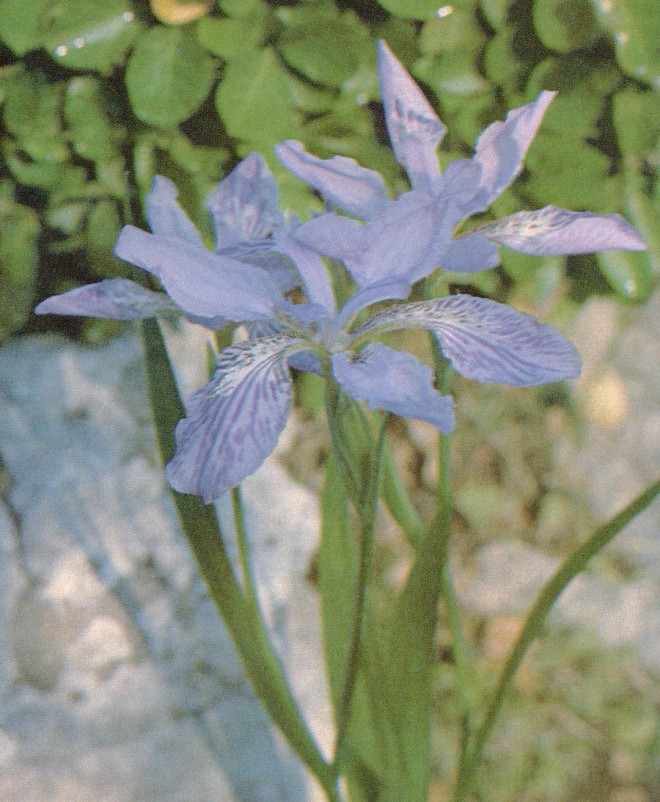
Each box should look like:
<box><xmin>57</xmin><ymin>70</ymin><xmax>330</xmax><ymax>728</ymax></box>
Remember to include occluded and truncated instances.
<box><xmin>277</xmin><ymin>10</ymin><xmax>371</xmax><ymax>87</ymax></box>
<box><xmin>613</xmin><ymin>89</ymin><xmax>660</xmax><ymax>158</ymax></box>
<box><xmin>64</xmin><ymin>78</ymin><xmax>119</xmax><ymax>164</ymax></box>
<box><xmin>532</xmin><ymin>0</ymin><xmax>599</xmax><ymax>53</ymax></box>
<box><xmin>593</xmin><ymin>0</ymin><xmax>659</xmax><ymax>86</ymax></box>
<box><xmin>126</xmin><ymin>26</ymin><xmax>215</xmax><ymax>128</ymax></box>
<box><xmin>376</xmin><ymin>0</ymin><xmax>459</xmax><ymax>20</ymax></box>
<box><xmin>44</xmin><ymin>0</ymin><xmax>142</xmax><ymax>71</ymax></box>
<box><xmin>419</xmin><ymin>8</ymin><xmax>484</xmax><ymax>55</ymax></box>
<box><xmin>0</xmin><ymin>0</ymin><xmax>50</xmax><ymax>55</ymax></box>
<box><xmin>214</xmin><ymin>47</ymin><xmax>299</xmax><ymax>146</ymax></box>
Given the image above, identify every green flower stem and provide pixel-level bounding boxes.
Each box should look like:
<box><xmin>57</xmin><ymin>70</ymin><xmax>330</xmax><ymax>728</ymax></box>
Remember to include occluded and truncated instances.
<box><xmin>231</xmin><ymin>485</ymin><xmax>262</xmax><ymax>620</ymax></box>
<box><xmin>453</xmin><ymin>477</ymin><xmax>660</xmax><ymax>801</ymax></box>
<box><xmin>432</xmin><ymin>341</ymin><xmax>475</xmax><ymax>766</ymax></box>
<box><xmin>381</xmin><ymin>436</ymin><xmax>426</xmax><ymax>547</ymax></box>
<box><xmin>332</xmin><ymin>414</ymin><xmax>389</xmax><ymax>778</ymax></box>
<box><xmin>141</xmin><ymin>319</ymin><xmax>338</xmax><ymax>799</ymax></box>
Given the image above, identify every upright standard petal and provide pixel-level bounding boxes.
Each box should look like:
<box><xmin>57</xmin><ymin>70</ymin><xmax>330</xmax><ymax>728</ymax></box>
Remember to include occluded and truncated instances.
<box><xmin>472</xmin><ymin>92</ymin><xmax>555</xmax><ymax>208</ymax></box>
<box><xmin>166</xmin><ymin>334</ymin><xmax>301</xmax><ymax>502</ymax></box>
<box><xmin>274</xmin><ymin>222</ymin><xmax>336</xmax><ymax>313</ymax></box>
<box><xmin>359</xmin><ymin>294</ymin><xmax>581</xmax><ymax>386</ymax></box>
<box><xmin>114</xmin><ymin>226</ymin><xmax>282</xmax><ymax>322</ymax></box>
<box><xmin>340</xmin><ymin>190</ymin><xmax>458</xmax><ymax>287</ymax></box>
<box><xmin>35</xmin><ymin>278</ymin><xmax>178</xmax><ymax>320</ymax></box>
<box><xmin>377</xmin><ymin>40</ymin><xmax>445</xmax><ymax>195</ymax></box>
<box><xmin>332</xmin><ymin>342</ymin><xmax>455</xmax><ymax>432</ymax></box>
<box><xmin>275</xmin><ymin>140</ymin><xmax>390</xmax><ymax>220</ymax></box>
<box><xmin>474</xmin><ymin>206</ymin><xmax>647</xmax><ymax>256</ymax></box>
<box><xmin>206</xmin><ymin>153</ymin><xmax>281</xmax><ymax>248</ymax></box>
<box><xmin>145</xmin><ymin>176</ymin><xmax>206</xmax><ymax>247</ymax></box>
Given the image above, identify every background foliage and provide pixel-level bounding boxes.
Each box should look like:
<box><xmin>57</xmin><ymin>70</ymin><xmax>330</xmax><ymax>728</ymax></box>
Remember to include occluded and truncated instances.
<box><xmin>0</xmin><ymin>0</ymin><xmax>657</xmax><ymax>342</ymax></box>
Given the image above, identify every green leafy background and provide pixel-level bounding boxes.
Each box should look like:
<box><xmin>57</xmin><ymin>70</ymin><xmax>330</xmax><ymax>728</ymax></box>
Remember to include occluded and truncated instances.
<box><xmin>0</xmin><ymin>0</ymin><xmax>657</xmax><ymax>342</ymax></box>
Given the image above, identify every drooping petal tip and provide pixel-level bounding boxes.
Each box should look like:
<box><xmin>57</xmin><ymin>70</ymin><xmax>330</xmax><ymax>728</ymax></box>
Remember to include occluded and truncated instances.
<box><xmin>34</xmin><ymin>279</ymin><xmax>177</xmax><ymax>321</ymax></box>
<box><xmin>332</xmin><ymin>342</ymin><xmax>455</xmax><ymax>433</ymax></box>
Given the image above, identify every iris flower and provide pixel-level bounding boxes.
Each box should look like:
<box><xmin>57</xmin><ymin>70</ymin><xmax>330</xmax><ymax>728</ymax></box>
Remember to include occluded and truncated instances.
<box><xmin>276</xmin><ymin>41</ymin><xmax>645</xmax><ymax>286</ymax></box>
<box><xmin>36</xmin><ymin>43</ymin><xmax>645</xmax><ymax>503</ymax></box>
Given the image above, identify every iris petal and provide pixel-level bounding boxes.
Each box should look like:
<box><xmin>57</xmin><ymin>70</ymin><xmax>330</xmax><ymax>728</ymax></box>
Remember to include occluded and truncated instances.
<box><xmin>34</xmin><ymin>278</ymin><xmax>178</xmax><ymax>320</ymax></box>
<box><xmin>359</xmin><ymin>294</ymin><xmax>581</xmax><ymax>386</ymax></box>
<box><xmin>477</xmin><ymin>205</ymin><xmax>647</xmax><ymax>255</ymax></box>
<box><xmin>166</xmin><ymin>334</ymin><xmax>300</xmax><ymax>502</ymax></box>
<box><xmin>206</xmin><ymin>153</ymin><xmax>281</xmax><ymax>248</ymax></box>
<box><xmin>114</xmin><ymin>226</ymin><xmax>281</xmax><ymax>321</ymax></box>
<box><xmin>332</xmin><ymin>342</ymin><xmax>455</xmax><ymax>432</ymax></box>
<box><xmin>472</xmin><ymin>92</ymin><xmax>555</xmax><ymax>208</ymax></box>
<box><xmin>275</xmin><ymin>140</ymin><xmax>390</xmax><ymax>220</ymax></box>
<box><xmin>145</xmin><ymin>176</ymin><xmax>206</xmax><ymax>247</ymax></box>
<box><xmin>377</xmin><ymin>40</ymin><xmax>445</xmax><ymax>195</ymax></box>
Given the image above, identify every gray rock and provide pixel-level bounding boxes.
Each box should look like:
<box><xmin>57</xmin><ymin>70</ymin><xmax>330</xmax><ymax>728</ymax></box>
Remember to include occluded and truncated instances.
<box><xmin>0</xmin><ymin>330</ymin><xmax>331</xmax><ymax>802</ymax></box>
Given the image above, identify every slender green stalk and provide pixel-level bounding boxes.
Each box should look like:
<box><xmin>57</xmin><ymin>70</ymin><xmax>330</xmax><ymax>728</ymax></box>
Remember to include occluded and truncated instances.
<box><xmin>381</xmin><ymin>436</ymin><xmax>426</xmax><ymax>547</ymax></box>
<box><xmin>453</xmin><ymin>478</ymin><xmax>660</xmax><ymax>801</ymax></box>
<box><xmin>141</xmin><ymin>319</ymin><xmax>339</xmax><ymax>800</ymax></box>
<box><xmin>232</xmin><ymin>486</ymin><xmax>262</xmax><ymax>620</ymax></box>
<box><xmin>332</xmin><ymin>415</ymin><xmax>389</xmax><ymax>779</ymax></box>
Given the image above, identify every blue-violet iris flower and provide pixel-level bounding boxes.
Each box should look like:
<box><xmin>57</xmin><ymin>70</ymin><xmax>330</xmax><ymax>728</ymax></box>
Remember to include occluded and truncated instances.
<box><xmin>36</xmin><ymin>43</ymin><xmax>645</xmax><ymax>503</ymax></box>
<box><xmin>275</xmin><ymin>41</ymin><xmax>645</xmax><ymax>287</ymax></box>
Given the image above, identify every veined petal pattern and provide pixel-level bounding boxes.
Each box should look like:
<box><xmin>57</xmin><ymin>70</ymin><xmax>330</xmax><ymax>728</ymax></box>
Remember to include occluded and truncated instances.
<box><xmin>477</xmin><ymin>205</ymin><xmax>647</xmax><ymax>255</ymax></box>
<box><xmin>377</xmin><ymin>40</ymin><xmax>445</xmax><ymax>195</ymax></box>
<box><xmin>35</xmin><ymin>278</ymin><xmax>178</xmax><ymax>320</ymax></box>
<box><xmin>359</xmin><ymin>294</ymin><xmax>581</xmax><ymax>386</ymax></box>
<box><xmin>206</xmin><ymin>152</ymin><xmax>281</xmax><ymax>248</ymax></box>
<box><xmin>166</xmin><ymin>334</ymin><xmax>302</xmax><ymax>502</ymax></box>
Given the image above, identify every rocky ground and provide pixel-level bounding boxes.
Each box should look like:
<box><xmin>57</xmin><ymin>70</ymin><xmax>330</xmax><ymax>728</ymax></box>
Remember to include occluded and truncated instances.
<box><xmin>0</xmin><ymin>291</ymin><xmax>657</xmax><ymax>801</ymax></box>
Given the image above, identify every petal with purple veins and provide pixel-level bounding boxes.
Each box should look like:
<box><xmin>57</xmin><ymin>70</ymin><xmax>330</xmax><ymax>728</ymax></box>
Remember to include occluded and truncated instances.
<box><xmin>145</xmin><ymin>176</ymin><xmax>205</xmax><ymax>247</ymax></box>
<box><xmin>359</xmin><ymin>294</ymin><xmax>581</xmax><ymax>386</ymax></box>
<box><xmin>114</xmin><ymin>226</ymin><xmax>281</xmax><ymax>321</ymax></box>
<box><xmin>377</xmin><ymin>40</ymin><xmax>445</xmax><ymax>194</ymax></box>
<box><xmin>275</xmin><ymin>140</ymin><xmax>390</xmax><ymax>220</ymax></box>
<box><xmin>476</xmin><ymin>205</ymin><xmax>646</xmax><ymax>256</ymax></box>
<box><xmin>35</xmin><ymin>278</ymin><xmax>178</xmax><ymax>320</ymax></box>
<box><xmin>206</xmin><ymin>153</ymin><xmax>281</xmax><ymax>248</ymax></box>
<box><xmin>166</xmin><ymin>334</ymin><xmax>301</xmax><ymax>502</ymax></box>
<box><xmin>472</xmin><ymin>92</ymin><xmax>555</xmax><ymax>208</ymax></box>
<box><xmin>332</xmin><ymin>342</ymin><xmax>455</xmax><ymax>432</ymax></box>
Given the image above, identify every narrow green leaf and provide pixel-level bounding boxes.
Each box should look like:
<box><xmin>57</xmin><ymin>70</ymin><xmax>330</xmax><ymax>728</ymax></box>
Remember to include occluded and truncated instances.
<box><xmin>140</xmin><ymin>319</ymin><xmax>335</xmax><ymax>794</ymax></box>
<box><xmin>126</xmin><ymin>26</ymin><xmax>215</xmax><ymax>128</ymax></box>
<box><xmin>381</xmin><ymin>500</ymin><xmax>451</xmax><ymax>801</ymax></box>
<box><xmin>0</xmin><ymin>184</ymin><xmax>39</xmax><ymax>340</ymax></box>
<box><xmin>454</xmin><ymin>478</ymin><xmax>660</xmax><ymax>801</ymax></box>
<box><xmin>597</xmin><ymin>249</ymin><xmax>655</xmax><ymax>303</ymax></box>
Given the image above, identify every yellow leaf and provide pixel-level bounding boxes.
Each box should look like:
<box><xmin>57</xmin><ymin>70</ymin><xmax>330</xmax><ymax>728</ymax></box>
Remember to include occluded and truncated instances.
<box><xmin>149</xmin><ymin>0</ymin><xmax>212</xmax><ymax>25</ymax></box>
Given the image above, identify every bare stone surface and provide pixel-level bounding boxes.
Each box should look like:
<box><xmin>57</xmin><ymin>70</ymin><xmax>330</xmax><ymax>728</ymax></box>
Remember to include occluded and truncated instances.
<box><xmin>0</xmin><ymin>329</ymin><xmax>330</xmax><ymax>802</ymax></box>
